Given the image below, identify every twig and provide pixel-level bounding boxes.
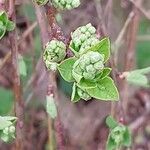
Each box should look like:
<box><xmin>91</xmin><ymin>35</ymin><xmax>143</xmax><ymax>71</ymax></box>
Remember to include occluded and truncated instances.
<box><xmin>8</xmin><ymin>0</ymin><xmax>24</xmax><ymax>149</ymax></box>
<box><xmin>18</xmin><ymin>21</ymin><xmax>38</xmax><ymax>45</ymax></box>
<box><xmin>113</xmin><ymin>11</ymin><xmax>135</xmax><ymax>65</ymax></box>
<box><xmin>128</xmin><ymin>0</ymin><xmax>150</xmax><ymax>20</ymax></box>
<box><xmin>122</xmin><ymin>0</ymin><xmax>142</xmax><ymax>119</ymax></box>
<box><xmin>94</xmin><ymin>0</ymin><xmax>107</xmax><ymax>36</ymax></box>
<box><xmin>0</xmin><ymin>21</ymin><xmax>37</xmax><ymax>71</ymax></box>
<box><xmin>45</xmin><ymin>5</ymin><xmax>66</xmax><ymax>150</ymax></box>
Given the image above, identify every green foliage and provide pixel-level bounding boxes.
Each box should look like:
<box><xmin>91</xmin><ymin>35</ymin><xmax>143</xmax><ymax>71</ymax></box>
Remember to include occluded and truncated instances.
<box><xmin>106</xmin><ymin>116</ymin><xmax>132</xmax><ymax>150</ymax></box>
<box><xmin>89</xmin><ymin>37</ymin><xmax>111</xmax><ymax>62</ymax></box>
<box><xmin>58</xmin><ymin>57</ymin><xmax>77</xmax><ymax>82</ymax></box>
<box><xmin>18</xmin><ymin>54</ymin><xmax>27</xmax><ymax>77</ymax></box>
<box><xmin>0</xmin><ymin>11</ymin><xmax>15</xmax><ymax>39</ymax></box>
<box><xmin>86</xmin><ymin>77</ymin><xmax>119</xmax><ymax>101</ymax></box>
<box><xmin>0</xmin><ymin>88</ymin><xmax>13</xmax><ymax>115</ymax></box>
<box><xmin>43</xmin><ymin>23</ymin><xmax>119</xmax><ymax>102</ymax></box>
<box><xmin>51</xmin><ymin>0</ymin><xmax>80</xmax><ymax>10</ymax></box>
<box><xmin>136</xmin><ymin>19</ymin><xmax>150</xmax><ymax>68</ymax></box>
<box><xmin>0</xmin><ymin>116</ymin><xmax>17</xmax><ymax>143</ymax></box>
<box><xmin>126</xmin><ymin>67</ymin><xmax>150</xmax><ymax>88</ymax></box>
<box><xmin>46</xmin><ymin>95</ymin><xmax>57</xmax><ymax>119</ymax></box>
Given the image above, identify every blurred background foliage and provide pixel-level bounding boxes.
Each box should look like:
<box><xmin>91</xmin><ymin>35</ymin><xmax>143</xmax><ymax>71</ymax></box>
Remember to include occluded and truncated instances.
<box><xmin>1</xmin><ymin>3</ymin><xmax>150</xmax><ymax>116</ymax></box>
<box><xmin>0</xmin><ymin>0</ymin><xmax>150</xmax><ymax>149</ymax></box>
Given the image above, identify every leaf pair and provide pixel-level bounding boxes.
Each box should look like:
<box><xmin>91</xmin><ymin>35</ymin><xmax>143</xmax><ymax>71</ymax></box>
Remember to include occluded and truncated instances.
<box><xmin>106</xmin><ymin>116</ymin><xmax>132</xmax><ymax>150</ymax></box>
<box><xmin>0</xmin><ymin>11</ymin><xmax>15</xmax><ymax>39</ymax></box>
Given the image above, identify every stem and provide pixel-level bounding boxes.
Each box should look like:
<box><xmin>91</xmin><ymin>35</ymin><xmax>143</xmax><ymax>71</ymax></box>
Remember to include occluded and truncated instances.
<box><xmin>34</xmin><ymin>3</ymin><xmax>65</xmax><ymax>149</ymax></box>
<box><xmin>9</xmin><ymin>0</ymin><xmax>24</xmax><ymax>149</ymax></box>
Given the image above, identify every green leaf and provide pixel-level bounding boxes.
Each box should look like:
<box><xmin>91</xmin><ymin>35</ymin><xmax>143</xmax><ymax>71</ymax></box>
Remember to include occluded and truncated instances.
<box><xmin>127</xmin><ymin>73</ymin><xmax>149</xmax><ymax>87</ymax></box>
<box><xmin>2</xmin><ymin>116</ymin><xmax>17</xmax><ymax>122</ymax></box>
<box><xmin>78</xmin><ymin>78</ymin><xmax>97</xmax><ymax>89</ymax></box>
<box><xmin>58</xmin><ymin>57</ymin><xmax>77</xmax><ymax>82</ymax></box>
<box><xmin>0</xmin><ymin>117</ymin><xmax>12</xmax><ymax>130</ymax></box>
<box><xmin>87</xmin><ymin>77</ymin><xmax>119</xmax><ymax>101</ymax></box>
<box><xmin>131</xmin><ymin>67</ymin><xmax>150</xmax><ymax>74</ymax></box>
<box><xmin>46</xmin><ymin>95</ymin><xmax>57</xmax><ymax>119</ymax></box>
<box><xmin>71</xmin><ymin>83</ymin><xmax>80</xmax><ymax>102</ymax></box>
<box><xmin>6</xmin><ymin>20</ymin><xmax>15</xmax><ymax>31</ymax></box>
<box><xmin>106</xmin><ymin>135</ymin><xmax>117</xmax><ymax>150</ymax></box>
<box><xmin>0</xmin><ymin>24</ymin><xmax>6</xmax><ymax>39</ymax></box>
<box><xmin>0</xmin><ymin>11</ymin><xmax>8</xmax><ymax>25</ymax></box>
<box><xmin>106</xmin><ymin>116</ymin><xmax>118</xmax><ymax>129</ymax></box>
<box><xmin>18</xmin><ymin>54</ymin><xmax>27</xmax><ymax>76</ymax></box>
<box><xmin>89</xmin><ymin>37</ymin><xmax>110</xmax><ymax>62</ymax></box>
<box><xmin>122</xmin><ymin>127</ymin><xmax>132</xmax><ymax>147</ymax></box>
<box><xmin>0</xmin><ymin>11</ymin><xmax>14</xmax><ymax>39</ymax></box>
<box><xmin>72</xmin><ymin>70</ymin><xmax>82</xmax><ymax>83</ymax></box>
<box><xmin>94</xmin><ymin>68</ymin><xmax>112</xmax><ymax>81</ymax></box>
<box><xmin>69</xmin><ymin>41</ymin><xmax>79</xmax><ymax>57</ymax></box>
<box><xmin>100</xmin><ymin>68</ymin><xmax>112</xmax><ymax>79</ymax></box>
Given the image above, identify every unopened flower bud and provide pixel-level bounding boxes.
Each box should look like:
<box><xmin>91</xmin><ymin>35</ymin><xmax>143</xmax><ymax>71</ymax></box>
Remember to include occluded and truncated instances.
<box><xmin>43</xmin><ymin>40</ymin><xmax>66</xmax><ymax>70</ymax></box>
<box><xmin>51</xmin><ymin>0</ymin><xmax>80</xmax><ymax>10</ymax></box>
<box><xmin>77</xmin><ymin>87</ymin><xmax>91</xmax><ymax>101</ymax></box>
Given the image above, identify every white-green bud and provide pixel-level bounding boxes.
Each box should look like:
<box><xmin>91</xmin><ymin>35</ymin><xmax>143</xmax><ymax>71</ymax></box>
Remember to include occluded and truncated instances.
<box><xmin>79</xmin><ymin>37</ymin><xmax>99</xmax><ymax>54</ymax></box>
<box><xmin>3</xmin><ymin>127</ymin><xmax>9</xmax><ymax>135</ymax></box>
<box><xmin>71</xmin><ymin>23</ymin><xmax>97</xmax><ymax>51</ymax></box>
<box><xmin>9</xmin><ymin>126</ymin><xmax>15</xmax><ymax>134</ymax></box>
<box><xmin>51</xmin><ymin>0</ymin><xmax>80</xmax><ymax>10</ymax></box>
<box><xmin>77</xmin><ymin>87</ymin><xmax>91</xmax><ymax>101</ymax></box>
<box><xmin>111</xmin><ymin>125</ymin><xmax>126</xmax><ymax>144</ymax></box>
<box><xmin>43</xmin><ymin>40</ymin><xmax>66</xmax><ymax>70</ymax></box>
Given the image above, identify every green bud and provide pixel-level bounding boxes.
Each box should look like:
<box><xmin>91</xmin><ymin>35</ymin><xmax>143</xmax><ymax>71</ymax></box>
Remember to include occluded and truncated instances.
<box><xmin>43</xmin><ymin>40</ymin><xmax>66</xmax><ymax>70</ymax></box>
<box><xmin>3</xmin><ymin>127</ymin><xmax>9</xmax><ymax>135</ymax></box>
<box><xmin>71</xmin><ymin>23</ymin><xmax>97</xmax><ymax>51</ymax></box>
<box><xmin>33</xmin><ymin>0</ymin><xmax>49</xmax><ymax>5</ymax></box>
<box><xmin>94</xmin><ymin>61</ymin><xmax>104</xmax><ymax>70</ymax></box>
<box><xmin>77</xmin><ymin>87</ymin><xmax>91</xmax><ymax>101</ymax></box>
<box><xmin>83</xmin><ymin>72</ymin><xmax>95</xmax><ymax>80</ymax></box>
<box><xmin>80</xmin><ymin>37</ymin><xmax>99</xmax><ymax>54</ymax></box>
<box><xmin>51</xmin><ymin>0</ymin><xmax>80</xmax><ymax>10</ymax></box>
<box><xmin>72</xmin><ymin>51</ymin><xmax>104</xmax><ymax>81</ymax></box>
<box><xmin>111</xmin><ymin>125</ymin><xmax>126</xmax><ymax>144</ymax></box>
<box><xmin>86</xmin><ymin>64</ymin><xmax>96</xmax><ymax>73</ymax></box>
<box><xmin>9</xmin><ymin>126</ymin><xmax>15</xmax><ymax>134</ymax></box>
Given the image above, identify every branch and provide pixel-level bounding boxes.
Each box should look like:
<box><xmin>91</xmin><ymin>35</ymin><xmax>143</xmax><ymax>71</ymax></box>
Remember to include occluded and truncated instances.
<box><xmin>34</xmin><ymin>3</ymin><xmax>65</xmax><ymax>150</ymax></box>
<box><xmin>8</xmin><ymin>0</ymin><xmax>24</xmax><ymax>149</ymax></box>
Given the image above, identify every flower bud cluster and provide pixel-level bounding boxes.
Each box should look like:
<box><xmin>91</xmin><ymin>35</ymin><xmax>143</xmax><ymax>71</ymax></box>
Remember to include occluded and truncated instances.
<box><xmin>71</xmin><ymin>23</ymin><xmax>97</xmax><ymax>52</ymax></box>
<box><xmin>51</xmin><ymin>0</ymin><xmax>80</xmax><ymax>10</ymax></box>
<box><xmin>72</xmin><ymin>51</ymin><xmax>104</xmax><ymax>80</ymax></box>
<box><xmin>43</xmin><ymin>40</ymin><xmax>66</xmax><ymax>70</ymax></box>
